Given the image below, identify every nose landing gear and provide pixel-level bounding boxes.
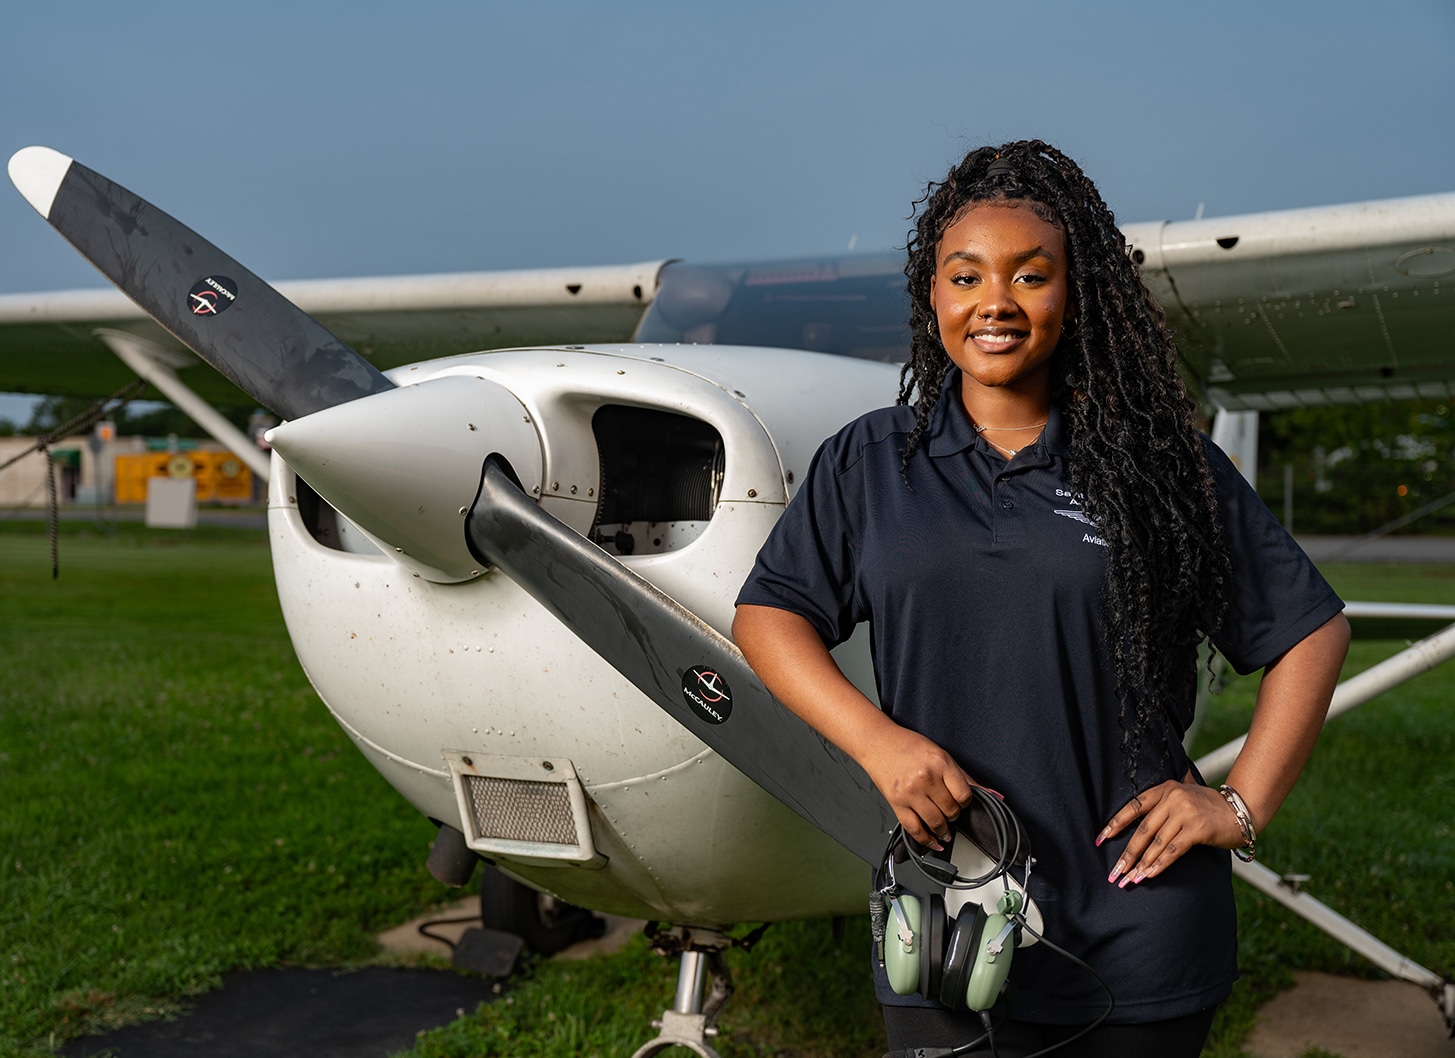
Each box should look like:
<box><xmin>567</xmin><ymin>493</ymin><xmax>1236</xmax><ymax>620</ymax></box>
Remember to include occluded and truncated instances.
<box><xmin>630</xmin><ymin>923</ymin><xmax>768</xmax><ymax>1058</ymax></box>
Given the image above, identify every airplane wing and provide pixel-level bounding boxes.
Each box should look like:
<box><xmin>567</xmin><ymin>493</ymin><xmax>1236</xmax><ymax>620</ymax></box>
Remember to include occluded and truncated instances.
<box><xmin>1122</xmin><ymin>192</ymin><xmax>1455</xmax><ymax>410</ymax></box>
<box><xmin>0</xmin><ymin>261</ymin><xmax>666</xmax><ymax>404</ymax></box>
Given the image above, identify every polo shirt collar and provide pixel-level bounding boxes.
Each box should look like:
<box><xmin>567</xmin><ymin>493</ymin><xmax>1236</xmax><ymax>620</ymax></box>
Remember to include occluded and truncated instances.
<box><xmin>924</xmin><ymin>368</ymin><xmax>1069</xmax><ymax>460</ymax></box>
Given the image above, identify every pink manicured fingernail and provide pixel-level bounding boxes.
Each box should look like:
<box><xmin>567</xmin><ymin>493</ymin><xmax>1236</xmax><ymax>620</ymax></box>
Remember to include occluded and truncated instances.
<box><xmin>1132</xmin><ymin>869</ymin><xmax>1146</xmax><ymax>884</ymax></box>
<box><xmin>1117</xmin><ymin>873</ymin><xmax>1132</xmax><ymax>889</ymax></box>
<box><xmin>1107</xmin><ymin>864</ymin><xmax>1123</xmax><ymax>884</ymax></box>
<box><xmin>929</xmin><ymin>839</ymin><xmax>944</xmax><ymax>852</ymax></box>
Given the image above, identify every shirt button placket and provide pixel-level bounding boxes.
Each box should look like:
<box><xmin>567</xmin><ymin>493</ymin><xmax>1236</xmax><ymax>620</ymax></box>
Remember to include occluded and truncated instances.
<box><xmin>994</xmin><ymin>475</ymin><xmax>1023</xmax><ymax>546</ymax></box>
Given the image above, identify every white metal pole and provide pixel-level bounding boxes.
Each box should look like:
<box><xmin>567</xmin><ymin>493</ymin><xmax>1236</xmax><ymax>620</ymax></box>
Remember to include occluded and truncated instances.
<box><xmin>97</xmin><ymin>330</ymin><xmax>271</xmax><ymax>481</ymax></box>
<box><xmin>673</xmin><ymin>951</ymin><xmax>708</xmax><ymax>1014</ymax></box>
<box><xmin>1196</xmin><ymin>620</ymin><xmax>1455</xmax><ymax>781</ymax></box>
<box><xmin>1232</xmin><ymin>857</ymin><xmax>1447</xmax><ymax>995</ymax></box>
<box><xmin>1196</xmin><ymin>616</ymin><xmax>1455</xmax><ymax>1031</ymax></box>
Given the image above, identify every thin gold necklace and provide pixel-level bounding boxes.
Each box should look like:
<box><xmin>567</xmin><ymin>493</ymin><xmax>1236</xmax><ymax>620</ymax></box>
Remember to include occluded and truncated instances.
<box><xmin>984</xmin><ymin>438</ymin><xmax>1030</xmax><ymax>458</ymax></box>
<box><xmin>974</xmin><ymin>419</ymin><xmax>1047</xmax><ymax>458</ymax></box>
<box><xmin>973</xmin><ymin>421</ymin><xmax>1047</xmax><ymax>433</ymax></box>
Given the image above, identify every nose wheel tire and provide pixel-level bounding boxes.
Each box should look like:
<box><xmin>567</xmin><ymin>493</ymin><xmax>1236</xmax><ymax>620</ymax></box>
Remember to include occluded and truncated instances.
<box><xmin>477</xmin><ymin>866</ymin><xmax>604</xmax><ymax>955</ymax></box>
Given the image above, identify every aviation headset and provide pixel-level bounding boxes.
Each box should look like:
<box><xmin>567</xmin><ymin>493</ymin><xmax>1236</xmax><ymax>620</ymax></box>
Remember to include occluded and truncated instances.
<box><xmin>872</xmin><ymin>788</ymin><xmax>1116</xmax><ymax>1058</ymax></box>
<box><xmin>873</xmin><ymin>788</ymin><xmax>1033</xmax><ymax>1012</ymax></box>
<box><xmin>885</xmin><ymin>886</ymin><xmax>1026</xmax><ymax>1012</ymax></box>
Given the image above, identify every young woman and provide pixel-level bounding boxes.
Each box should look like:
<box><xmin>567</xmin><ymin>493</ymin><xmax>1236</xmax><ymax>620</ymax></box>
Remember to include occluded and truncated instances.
<box><xmin>733</xmin><ymin>140</ymin><xmax>1349</xmax><ymax>1057</ymax></box>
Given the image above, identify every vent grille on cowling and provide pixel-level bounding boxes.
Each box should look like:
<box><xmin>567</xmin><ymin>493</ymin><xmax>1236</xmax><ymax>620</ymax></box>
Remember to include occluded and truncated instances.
<box><xmin>462</xmin><ymin>774</ymin><xmax>578</xmax><ymax>845</ymax></box>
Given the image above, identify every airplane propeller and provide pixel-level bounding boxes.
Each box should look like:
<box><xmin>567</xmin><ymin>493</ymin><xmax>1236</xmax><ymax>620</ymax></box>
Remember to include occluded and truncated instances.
<box><xmin>7</xmin><ymin>146</ymin><xmax>898</xmax><ymax>867</ymax></box>
<box><xmin>6</xmin><ymin>147</ymin><xmax>396</xmax><ymax>421</ymax></box>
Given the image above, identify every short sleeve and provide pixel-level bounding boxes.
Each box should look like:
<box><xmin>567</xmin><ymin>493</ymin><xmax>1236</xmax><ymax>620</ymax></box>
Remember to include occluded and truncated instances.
<box><xmin>734</xmin><ymin>436</ymin><xmax>866</xmax><ymax>647</ymax></box>
<box><xmin>1206</xmin><ymin>440</ymin><xmax>1345</xmax><ymax>675</ymax></box>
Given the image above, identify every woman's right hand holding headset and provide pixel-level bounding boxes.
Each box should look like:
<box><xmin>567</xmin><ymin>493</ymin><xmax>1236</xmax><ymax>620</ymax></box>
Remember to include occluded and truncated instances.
<box><xmin>860</xmin><ymin>723</ymin><xmax>975</xmax><ymax>851</ymax></box>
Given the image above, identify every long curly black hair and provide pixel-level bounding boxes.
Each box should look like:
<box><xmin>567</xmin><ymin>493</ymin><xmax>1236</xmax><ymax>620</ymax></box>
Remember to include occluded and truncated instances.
<box><xmin>900</xmin><ymin>139</ymin><xmax>1230</xmax><ymax>789</ymax></box>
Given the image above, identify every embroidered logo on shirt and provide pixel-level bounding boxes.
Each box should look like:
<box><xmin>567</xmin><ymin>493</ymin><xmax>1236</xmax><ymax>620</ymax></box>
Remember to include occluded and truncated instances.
<box><xmin>1052</xmin><ymin>489</ymin><xmax>1102</xmax><ymax>543</ymax></box>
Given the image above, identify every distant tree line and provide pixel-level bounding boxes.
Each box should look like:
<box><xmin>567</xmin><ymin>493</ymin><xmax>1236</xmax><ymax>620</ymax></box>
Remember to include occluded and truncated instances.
<box><xmin>0</xmin><ymin>395</ymin><xmax>255</xmax><ymax>440</ymax></box>
<box><xmin>1258</xmin><ymin>399</ymin><xmax>1454</xmax><ymax>536</ymax></box>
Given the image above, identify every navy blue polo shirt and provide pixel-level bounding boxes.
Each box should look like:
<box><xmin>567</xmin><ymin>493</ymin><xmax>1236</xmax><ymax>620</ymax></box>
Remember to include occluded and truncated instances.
<box><xmin>736</xmin><ymin>372</ymin><xmax>1343</xmax><ymax>1023</ymax></box>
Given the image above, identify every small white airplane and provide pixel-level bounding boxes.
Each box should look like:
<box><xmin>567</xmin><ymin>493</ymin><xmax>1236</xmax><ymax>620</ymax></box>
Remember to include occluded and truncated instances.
<box><xmin>5</xmin><ymin>146</ymin><xmax>1455</xmax><ymax>1051</ymax></box>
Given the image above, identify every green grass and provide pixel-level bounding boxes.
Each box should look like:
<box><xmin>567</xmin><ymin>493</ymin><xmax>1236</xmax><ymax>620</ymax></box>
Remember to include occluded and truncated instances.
<box><xmin>2</xmin><ymin>522</ymin><xmax>1452</xmax><ymax>1058</ymax></box>
<box><xmin>1194</xmin><ymin>562</ymin><xmax>1455</xmax><ymax>1057</ymax></box>
<box><xmin>405</xmin><ymin>920</ymin><xmax>885</xmax><ymax>1058</ymax></box>
<box><xmin>0</xmin><ymin>520</ymin><xmax>458</xmax><ymax>1055</ymax></box>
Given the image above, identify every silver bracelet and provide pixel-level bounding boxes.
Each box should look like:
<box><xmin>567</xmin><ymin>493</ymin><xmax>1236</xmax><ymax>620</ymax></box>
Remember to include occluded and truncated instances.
<box><xmin>1217</xmin><ymin>784</ymin><xmax>1257</xmax><ymax>862</ymax></box>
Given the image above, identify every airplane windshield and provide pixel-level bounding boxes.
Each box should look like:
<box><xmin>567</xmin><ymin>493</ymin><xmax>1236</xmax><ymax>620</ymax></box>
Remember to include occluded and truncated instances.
<box><xmin>634</xmin><ymin>253</ymin><xmax>910</xmax><ymax>363</ymax></box>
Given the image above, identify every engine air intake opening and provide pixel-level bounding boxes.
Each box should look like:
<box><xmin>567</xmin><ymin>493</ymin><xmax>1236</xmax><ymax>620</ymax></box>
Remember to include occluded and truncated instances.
<box><xmin>297</xmin><ymin>475</ymin><xmax>341</xmax><ymax>551</ymax></box>
<box><xmin>295</xmin><ymin>474</ymin><xmax>382</xmax><ymax>556</ymax></box>
<box><xmin>590</xmin><ymin>404</ymin><xmax>724</xmax><ymax>557</ymax></box>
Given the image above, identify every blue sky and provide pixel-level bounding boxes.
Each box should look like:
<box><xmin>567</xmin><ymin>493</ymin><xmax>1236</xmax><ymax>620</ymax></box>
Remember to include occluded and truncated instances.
<box><xmin>2</xmin><ymin>0</ymin><xmax>1452</xmax><ymax>419</ymax></box>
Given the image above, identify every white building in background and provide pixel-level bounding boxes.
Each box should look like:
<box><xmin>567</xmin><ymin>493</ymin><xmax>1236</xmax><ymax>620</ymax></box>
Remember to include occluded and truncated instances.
<box><xmin>0</xmin><ymin>433</ymin><xmax>253</xmax><ymax>508</ymax></box>
<box><xmin>0</xmin><ymin>434</ymin><xmax>111</xmax><ymax>507</ymax></box>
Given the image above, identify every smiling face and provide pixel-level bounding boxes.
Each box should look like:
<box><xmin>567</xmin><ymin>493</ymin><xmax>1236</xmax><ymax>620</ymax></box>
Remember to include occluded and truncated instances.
<box><xmin>929</xmin><ymin>200</ymin><xmax>1072</xmax><ymax>402</ymax></box>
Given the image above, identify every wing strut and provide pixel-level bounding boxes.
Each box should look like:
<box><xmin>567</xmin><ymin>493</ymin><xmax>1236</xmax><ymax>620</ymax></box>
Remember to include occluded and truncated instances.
<box><xmin>96</xmin><ymin>330</ymin><xmax>271</xmax><ymax>481</ymax></box>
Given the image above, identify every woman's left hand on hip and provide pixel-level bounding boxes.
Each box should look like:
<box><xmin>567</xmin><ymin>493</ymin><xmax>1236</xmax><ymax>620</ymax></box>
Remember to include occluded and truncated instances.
<box><xmin>1097</xmin><ymin>778</ymin><xmax>1245</xmax><ymax>886</ymax></box>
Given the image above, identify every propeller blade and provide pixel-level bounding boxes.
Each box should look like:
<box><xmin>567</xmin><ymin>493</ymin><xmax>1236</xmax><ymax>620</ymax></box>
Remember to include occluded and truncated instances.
<box><xmin>466</xmin><ymin>459</ymin><xmax>897</xmax><ymax>867</ymax></box>
<box><xmin>7</xmin><ymin>146</ymin><xmax>394</xmax><ymax>420</ymax></box>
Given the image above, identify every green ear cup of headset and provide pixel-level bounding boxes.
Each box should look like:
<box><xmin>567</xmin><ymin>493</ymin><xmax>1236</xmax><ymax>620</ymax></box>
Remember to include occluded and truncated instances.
<box><xmin>885</xmin><ymin>894</ymin><xmax>921</xmax><ymax>996</ymax></box>
<box><xmin>962</xmin><ymin>911</ymin><xmax>1014</xmax><ymax>1011</ymax></box>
